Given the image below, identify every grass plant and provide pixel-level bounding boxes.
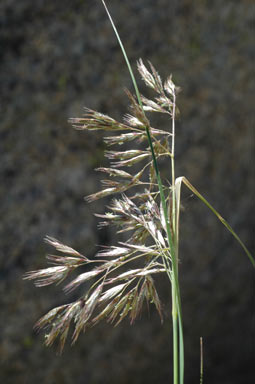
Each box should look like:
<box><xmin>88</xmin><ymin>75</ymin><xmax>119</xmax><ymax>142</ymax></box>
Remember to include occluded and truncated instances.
<box><xmin>24</xmin><ymin>2</ymin><xmax>254</xmax><ymax>383</ymax></box>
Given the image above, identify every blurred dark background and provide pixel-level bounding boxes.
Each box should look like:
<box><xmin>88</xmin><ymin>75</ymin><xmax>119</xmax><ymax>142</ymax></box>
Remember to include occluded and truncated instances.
<box><xmin>1</xmin><ymin>0</ymin><xmax>254</xmax><ymax>383</ymax></box>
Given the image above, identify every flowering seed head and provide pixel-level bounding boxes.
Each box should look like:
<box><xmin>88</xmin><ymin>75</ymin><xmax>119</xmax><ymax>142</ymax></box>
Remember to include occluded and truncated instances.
<box><xmin>24</xmin><ymin>59</ymin><xmax>180</xmax><ymax>352</ymax></box>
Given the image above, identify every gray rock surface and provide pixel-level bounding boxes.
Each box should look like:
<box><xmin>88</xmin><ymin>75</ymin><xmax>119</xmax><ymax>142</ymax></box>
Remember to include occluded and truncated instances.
<box><xmin>1</xmin><ymin>0</ymin><xmax>254</xmax><ymax>383</ymax></box>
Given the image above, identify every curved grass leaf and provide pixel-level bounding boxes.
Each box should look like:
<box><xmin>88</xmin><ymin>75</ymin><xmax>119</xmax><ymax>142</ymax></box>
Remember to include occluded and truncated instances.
<box><xmin>175</xmin><ymin>176</ymin><xmax>254</xmax><ymax>267</ymax></box>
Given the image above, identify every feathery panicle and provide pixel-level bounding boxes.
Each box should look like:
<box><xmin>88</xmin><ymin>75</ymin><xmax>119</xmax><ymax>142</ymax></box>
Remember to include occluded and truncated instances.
<box><xmin>24</xmin><ymin>60</ymin><xmax>181</xmax><ymax>352</ymax></box>
<box><xmin>24</xmin><ymin>8</ymin><xmax>254</xmax><ymax>384</ymax></box>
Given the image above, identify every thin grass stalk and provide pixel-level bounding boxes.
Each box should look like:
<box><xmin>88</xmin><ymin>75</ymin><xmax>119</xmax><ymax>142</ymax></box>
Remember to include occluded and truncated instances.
<box><xmin>100</xmin><ymin>1</ymin><xmax>142</xmax><ymax>108</ymax></box>
<box><xmin>172</xmin><ymin>279</ymin><xmax>179</xmax><ymax>384</ymax></box>
<box><xmin>171</xmin><ymin>93</ymin><xmax>176</xmax><ymax>235</ymax></box>
<box><xmin>171</xmin><ymin>93</ymin><xmax>184</xmax><ymax>384</ymax></box>
<box><xmin>100</xmin><ymin>3</ymin><xmax>184</xmax><ymax>383</ymax></box>
<box><xmin>171</xmin><ymin>91</ymin><xmax>179</xmax><ymax>384</ymax></box>
<box><xmin>178</xmin><ymin>316</ymin><xmax>184</xmax><ymax>384</ymax></box>
<box><xmin>200</xmin><ymin>337</ymin><xmax>203</xmax><ymax>384</ymax></box>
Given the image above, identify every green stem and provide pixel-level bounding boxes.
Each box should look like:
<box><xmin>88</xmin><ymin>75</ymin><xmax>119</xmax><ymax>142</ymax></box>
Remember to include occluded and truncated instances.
<box><xmin>171</xmin><ymin>91</ymin><xmax>184</xmax><ymax>384</ymax></box>
<box><xmin>178</xmin><ymin>316</ymin><xmax>184</xmax><ymax>384</ymax></box>
<box><xmin>171</xmin><ymin>92</ymin><xmax>179</xmax><ymax>384</ymax></box>
<box><xmin>171</xmin><ymin>93</ymin><xmax>176</xmax><ymax>237</ymax></box>
<box><xmin>172</xmin><ymin>282</ymin><xmax>179</xmax><ymax>384</ymax></box>
<box><xmin>100</xmin><ymin>2</ymin><xmax>184</xmax><ymax>383</ymax></box>
<box><xmin>101</xmin><ymin>0</ymin><xmax>143</xmax><ymax>108</ymax></box>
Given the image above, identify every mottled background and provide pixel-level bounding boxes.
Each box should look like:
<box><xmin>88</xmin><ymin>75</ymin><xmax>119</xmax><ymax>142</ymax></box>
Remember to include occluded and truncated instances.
<box><xmin>1</xmin><ymin>0</ymin><xmax>254</xmax><ymax>383</ymax></box>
